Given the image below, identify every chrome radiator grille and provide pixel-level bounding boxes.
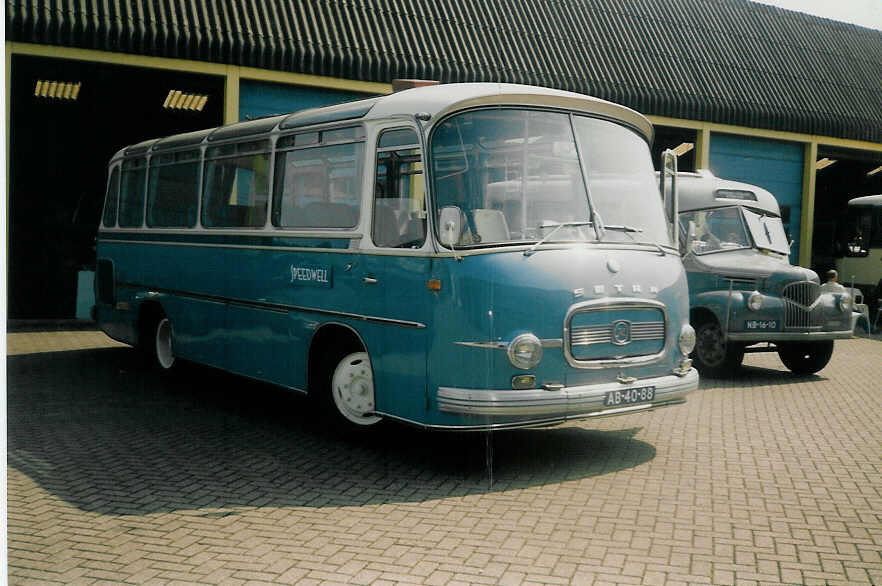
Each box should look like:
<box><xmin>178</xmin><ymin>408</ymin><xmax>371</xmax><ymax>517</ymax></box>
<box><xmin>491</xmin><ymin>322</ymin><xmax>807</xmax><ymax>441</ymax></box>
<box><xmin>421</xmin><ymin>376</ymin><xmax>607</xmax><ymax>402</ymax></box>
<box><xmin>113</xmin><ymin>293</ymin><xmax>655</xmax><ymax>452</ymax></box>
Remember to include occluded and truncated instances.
<box><xmin>570</xmin><ymin>321</ymin><xmax>666</xmax><ymax>346</ymax></box>
<box><xmin>782</xmin><ymin>281</ymin><xmax>824</xmax><ymax>329</ymax></box>
<box><xmin>565</xmin><ymin>300</ymin><xmax>667</xmax><ymax>366</ymax></box>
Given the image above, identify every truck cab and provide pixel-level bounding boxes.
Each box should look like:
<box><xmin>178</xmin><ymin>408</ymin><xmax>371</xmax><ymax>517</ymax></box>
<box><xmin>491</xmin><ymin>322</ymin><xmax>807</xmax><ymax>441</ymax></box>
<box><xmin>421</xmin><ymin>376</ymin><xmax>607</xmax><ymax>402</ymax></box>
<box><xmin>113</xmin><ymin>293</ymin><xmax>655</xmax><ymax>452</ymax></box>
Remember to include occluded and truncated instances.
<box><xmin>677</xmin><ymin>171</ymin><xmax>852</xmax><ymax>376</ymax></box>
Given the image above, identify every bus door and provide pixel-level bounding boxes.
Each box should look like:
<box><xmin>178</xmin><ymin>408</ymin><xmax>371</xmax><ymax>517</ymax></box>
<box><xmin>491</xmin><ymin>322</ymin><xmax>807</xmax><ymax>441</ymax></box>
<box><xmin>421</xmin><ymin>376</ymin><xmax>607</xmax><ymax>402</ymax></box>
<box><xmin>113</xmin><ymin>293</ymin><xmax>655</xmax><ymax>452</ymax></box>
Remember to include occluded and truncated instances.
<box><xmin>357</xmin><ymin>126</ymin><xmax>432</xmax><ymax>422</ymax></box>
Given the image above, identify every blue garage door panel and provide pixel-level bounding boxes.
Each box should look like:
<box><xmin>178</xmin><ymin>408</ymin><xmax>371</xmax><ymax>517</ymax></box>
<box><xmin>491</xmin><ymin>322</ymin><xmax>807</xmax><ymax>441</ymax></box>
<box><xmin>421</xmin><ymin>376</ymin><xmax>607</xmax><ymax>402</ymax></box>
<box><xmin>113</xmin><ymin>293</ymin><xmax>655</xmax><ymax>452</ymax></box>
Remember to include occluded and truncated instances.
<box><xmin>709</xmin><ymin>133</ymin><xmax>804</xmax><ymax>264</ymax></box>
<box><xmin>239</xmin><ymin>81</ymin><xmax>375</xmax><ymax>121</ymax></box>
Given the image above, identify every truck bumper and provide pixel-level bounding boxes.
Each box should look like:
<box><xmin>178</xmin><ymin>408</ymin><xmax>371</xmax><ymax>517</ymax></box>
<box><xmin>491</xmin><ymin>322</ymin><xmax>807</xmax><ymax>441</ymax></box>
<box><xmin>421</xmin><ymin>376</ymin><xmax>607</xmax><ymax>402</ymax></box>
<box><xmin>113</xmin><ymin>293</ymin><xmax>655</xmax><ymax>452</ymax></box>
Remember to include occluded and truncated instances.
<box><xmin>727</xmin><ymin>330</ymin><xmax>853</xmax><ymax>343</ymax></box>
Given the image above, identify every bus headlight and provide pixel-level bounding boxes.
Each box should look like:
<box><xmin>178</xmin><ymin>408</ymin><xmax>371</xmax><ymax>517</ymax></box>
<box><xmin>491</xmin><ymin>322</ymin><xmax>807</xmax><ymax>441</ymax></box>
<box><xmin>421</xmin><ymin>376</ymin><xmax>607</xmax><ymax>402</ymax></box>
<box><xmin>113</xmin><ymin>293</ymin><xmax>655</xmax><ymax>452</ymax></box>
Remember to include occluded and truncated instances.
<box><xmin>747</xmin><ymin>291</ymin><xmax>763</xmax><ymax>311</ymax></box>
<box><xmin>507</xmin><ymin>333</ymin><xmax>543</xmax><ymax>370</ymax></box>
<box><xmin>838</xmin><ymin>293</ymin><xmax>851</xmax><ymax>312</ymax></box>
<box><xmin>679</xmin><ymin>324</ymin><xmax>696</xmax><ymax>356</ymax></box>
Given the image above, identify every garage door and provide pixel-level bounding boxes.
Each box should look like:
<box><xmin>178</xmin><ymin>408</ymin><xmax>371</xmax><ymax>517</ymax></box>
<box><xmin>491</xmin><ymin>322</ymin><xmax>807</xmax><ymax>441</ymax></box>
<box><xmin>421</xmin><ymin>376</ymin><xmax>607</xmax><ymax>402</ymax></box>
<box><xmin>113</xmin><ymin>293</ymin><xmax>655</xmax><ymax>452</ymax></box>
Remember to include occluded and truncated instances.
<box><xmin>709</xmin><ymin>133</ymin><xmax>804</xmax><ymax>264</ymax></box>
<box><xmin>239</xmin><ymin>81</ymin><xmax>374</xmax><ymax>121</ymax></box>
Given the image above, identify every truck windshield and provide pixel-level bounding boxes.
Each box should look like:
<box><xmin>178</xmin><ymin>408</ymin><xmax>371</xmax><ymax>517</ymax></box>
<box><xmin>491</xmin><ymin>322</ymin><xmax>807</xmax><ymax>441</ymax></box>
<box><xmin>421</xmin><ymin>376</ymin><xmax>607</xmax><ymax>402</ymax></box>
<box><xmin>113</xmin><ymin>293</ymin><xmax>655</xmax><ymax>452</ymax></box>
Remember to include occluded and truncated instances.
<box><xmin>430</xmin><ymin>108</ymin><xmax>671</xmax><ymax>248</ymax></box>
<box><xmin>679</xmin><ymin>206</ymin><xmax>751</xmax><ymax>255</ymax></box>
<box><xmin>680</xmin><ymin>206</ymin><xmax>790</xmax><ymax>255</ymax></box>
<box><xmin>742</xmin><ymin>208</ymin><xmax>790</xmax><ymax>255</ymax></box>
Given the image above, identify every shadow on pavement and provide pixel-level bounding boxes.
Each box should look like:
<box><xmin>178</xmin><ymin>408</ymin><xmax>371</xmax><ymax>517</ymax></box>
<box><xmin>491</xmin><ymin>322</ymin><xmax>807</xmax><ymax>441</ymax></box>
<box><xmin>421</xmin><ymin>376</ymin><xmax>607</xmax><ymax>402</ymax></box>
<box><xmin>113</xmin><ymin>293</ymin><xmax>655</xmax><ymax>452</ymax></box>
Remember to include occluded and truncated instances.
<box><xmin>7</xmin><ymin>346</ymin><xmax>656</xmax><ymax>516</ymax></box>
<box><xmin>698</xmin><ymin>364</ymin><xmax>830</xmax><ymax>390</ymax></box>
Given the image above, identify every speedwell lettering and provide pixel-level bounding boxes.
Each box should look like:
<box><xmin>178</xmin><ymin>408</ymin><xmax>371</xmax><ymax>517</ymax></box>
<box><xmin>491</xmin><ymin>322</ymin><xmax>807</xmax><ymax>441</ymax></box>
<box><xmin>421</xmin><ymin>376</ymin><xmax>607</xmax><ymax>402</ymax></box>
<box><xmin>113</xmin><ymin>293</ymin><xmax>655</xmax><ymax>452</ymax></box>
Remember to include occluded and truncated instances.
<box><xmin>291</xmin><ymin>266</ymin><xmax>330</xmax><ymax>284</ymax></box>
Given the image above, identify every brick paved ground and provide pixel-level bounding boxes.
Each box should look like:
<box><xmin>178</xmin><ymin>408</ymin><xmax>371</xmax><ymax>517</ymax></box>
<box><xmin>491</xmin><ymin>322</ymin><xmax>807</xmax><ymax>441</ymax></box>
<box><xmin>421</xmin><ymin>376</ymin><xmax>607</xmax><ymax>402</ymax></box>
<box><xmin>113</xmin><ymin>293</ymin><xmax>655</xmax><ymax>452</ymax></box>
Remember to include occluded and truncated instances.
<box><xmin>6</xmin><ymin>331</ymin><xmax>882</xmax><ymax>585</ymax></box>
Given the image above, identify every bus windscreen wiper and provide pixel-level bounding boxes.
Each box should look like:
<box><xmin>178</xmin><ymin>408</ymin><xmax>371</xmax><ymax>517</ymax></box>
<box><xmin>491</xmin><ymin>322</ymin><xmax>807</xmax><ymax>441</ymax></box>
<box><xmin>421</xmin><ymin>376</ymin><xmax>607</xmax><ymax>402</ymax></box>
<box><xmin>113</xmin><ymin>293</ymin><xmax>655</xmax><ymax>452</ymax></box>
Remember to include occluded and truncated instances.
<box><xmin>524</xmin><ymin>221</ymin><xmax>594</xmax><ymax>257</ymax></box>
<box><xmin>603</xmin><ymin>224</ymin><xmax>667</xmax><ymax>256</ymax></box>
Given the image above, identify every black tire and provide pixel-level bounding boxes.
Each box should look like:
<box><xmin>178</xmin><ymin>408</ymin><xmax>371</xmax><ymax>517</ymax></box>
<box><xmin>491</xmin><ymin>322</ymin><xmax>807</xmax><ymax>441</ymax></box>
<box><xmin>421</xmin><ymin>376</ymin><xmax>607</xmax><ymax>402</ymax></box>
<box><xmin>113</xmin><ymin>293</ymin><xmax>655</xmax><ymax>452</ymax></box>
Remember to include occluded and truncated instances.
<box><xmin>777</xmin><ymin>341</ymin><xmax>834</xmax><ymax>375</ymax></box>
<box><xmin>691</xmin><ymin>319</ymin><xmax>744</xmax><ymax>378</ymax></box>
<box><xmin>138</xmin><ymin>307</ymin><xmax>177</xmax><ymax>372</ymax></box>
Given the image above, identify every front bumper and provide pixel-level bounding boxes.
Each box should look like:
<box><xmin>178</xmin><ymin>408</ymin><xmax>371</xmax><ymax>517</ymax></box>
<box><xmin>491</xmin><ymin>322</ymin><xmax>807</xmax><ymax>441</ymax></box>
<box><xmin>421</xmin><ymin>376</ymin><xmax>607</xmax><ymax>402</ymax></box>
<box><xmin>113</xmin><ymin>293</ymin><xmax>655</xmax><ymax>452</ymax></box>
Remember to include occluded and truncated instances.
<box><xmin>727</xmin><ymin>330</ymin><xmax>853</xmax><ymax>343</ymax></box>
<box><xmin>437</xmin><ymin>368</ymin><xmax>698</xmax><ymax>425</ymax></box>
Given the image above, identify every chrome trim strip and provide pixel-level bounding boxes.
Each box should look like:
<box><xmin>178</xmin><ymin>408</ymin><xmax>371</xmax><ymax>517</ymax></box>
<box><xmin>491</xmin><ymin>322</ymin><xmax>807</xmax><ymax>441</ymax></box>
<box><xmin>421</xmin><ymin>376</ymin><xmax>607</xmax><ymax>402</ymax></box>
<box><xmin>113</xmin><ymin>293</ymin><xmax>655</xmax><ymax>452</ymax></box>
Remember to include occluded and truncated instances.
<box><xmin>563</xmin><ymin>298</ymin><xmax>669</xmax><ymax>369</ymax></box>
<box><xmin>99</xmin><ymin>228</ymin><xmax>364</xmax><ymax>239</ymax></box>
<box><xmin>728</xmin><ymin>330</ymin><xmax>852</xmax><ymax>342</ymax></box>
<box><xmin>437</xmin><ymin>369</ymin><xmax>697</xmax><ymax>418</ymax></box>
<box><xmin>116</xmin><ymin>282</ymin><xmax>427</xmax><ymax>329</ymax></box>
<box><xmin>455</xmin><ymin>338</ymin><xmax>563</xmax><ymax>350</ymax></box>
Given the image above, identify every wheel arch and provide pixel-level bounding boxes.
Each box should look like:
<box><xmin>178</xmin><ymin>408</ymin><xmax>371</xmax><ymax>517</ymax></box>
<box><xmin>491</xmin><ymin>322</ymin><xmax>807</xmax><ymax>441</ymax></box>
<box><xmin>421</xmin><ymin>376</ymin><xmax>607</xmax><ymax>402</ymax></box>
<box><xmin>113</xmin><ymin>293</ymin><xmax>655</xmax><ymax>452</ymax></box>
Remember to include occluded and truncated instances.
<box><xmin>137</xmin><ymin>299</ymin><xmax>167</xmax><ymax>341</ymax></box>
<box><xmin>690</xmin><ymin>306</ymin><xmax>718</xmax><ymax>328</ymax></box>
<box><xmin>307</xmin><ymin>322</ymin><xmax>368</xmax><ymax>399</ymax></box>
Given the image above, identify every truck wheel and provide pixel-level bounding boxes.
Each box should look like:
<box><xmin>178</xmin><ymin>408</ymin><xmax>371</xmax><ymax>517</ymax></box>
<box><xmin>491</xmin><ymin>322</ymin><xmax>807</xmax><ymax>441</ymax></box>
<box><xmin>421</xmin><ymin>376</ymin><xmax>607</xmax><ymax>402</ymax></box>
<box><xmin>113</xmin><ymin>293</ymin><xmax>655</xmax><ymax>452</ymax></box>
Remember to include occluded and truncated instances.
<box><xmin>330</xmin><ymin>352</ymin><xmax>382</xmax><ymax>427</ymax></box>
<box><xmin>692</xmin><ymin>319</ymin><xmax>744</xmax><ymax>378</ymax></box>
<box><xmin>777</xmin><ymin>341</ymin><xmax>834</xmax><ymax>375</ymax></box>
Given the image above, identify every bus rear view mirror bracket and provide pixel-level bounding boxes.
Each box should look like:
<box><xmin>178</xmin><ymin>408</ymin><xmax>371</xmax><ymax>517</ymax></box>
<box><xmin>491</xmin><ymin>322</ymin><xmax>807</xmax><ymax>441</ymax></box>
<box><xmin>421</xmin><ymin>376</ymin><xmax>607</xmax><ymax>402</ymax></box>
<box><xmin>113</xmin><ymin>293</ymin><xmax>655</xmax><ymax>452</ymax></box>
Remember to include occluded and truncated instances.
<box><xmin>659</xmin><ymin>149</ymin><xmax>678</xmax><ymax>249</ymax></box>
<box><xmin>685</xmin><ymin>220</ymin><xmax>698</xmax><ymax>257</ymax></box>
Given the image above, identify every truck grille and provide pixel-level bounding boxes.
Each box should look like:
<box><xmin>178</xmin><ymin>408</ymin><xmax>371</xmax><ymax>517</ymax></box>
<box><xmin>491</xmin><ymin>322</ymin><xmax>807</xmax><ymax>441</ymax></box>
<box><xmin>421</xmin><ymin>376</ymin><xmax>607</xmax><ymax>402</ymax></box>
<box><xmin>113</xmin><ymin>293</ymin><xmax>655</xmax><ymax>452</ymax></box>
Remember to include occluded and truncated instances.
<box><xmin>782</xmin><ymin>281</ymin><xmax>824</xmax><ymax>329</ymax></box>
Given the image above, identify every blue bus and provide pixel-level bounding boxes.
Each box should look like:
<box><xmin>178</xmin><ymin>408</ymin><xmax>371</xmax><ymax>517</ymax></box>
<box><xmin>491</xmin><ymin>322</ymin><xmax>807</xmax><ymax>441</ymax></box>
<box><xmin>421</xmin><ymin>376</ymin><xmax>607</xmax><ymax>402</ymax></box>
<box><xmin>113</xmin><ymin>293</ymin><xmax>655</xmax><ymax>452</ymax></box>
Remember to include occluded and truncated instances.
<box><xmin>96</xmin><ymin>83</ymin><xmax>698</xmax><ymax>429</ymax></box>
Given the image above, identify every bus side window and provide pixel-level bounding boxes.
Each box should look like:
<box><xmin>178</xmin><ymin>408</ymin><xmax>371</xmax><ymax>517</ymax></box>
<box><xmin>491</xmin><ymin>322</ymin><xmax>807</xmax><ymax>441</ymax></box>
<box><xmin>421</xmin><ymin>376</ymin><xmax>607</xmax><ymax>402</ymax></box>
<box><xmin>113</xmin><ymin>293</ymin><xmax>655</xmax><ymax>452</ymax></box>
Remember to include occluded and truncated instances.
<box><xmin>202</xmin><ymin>140</ymin><xmax>271</xmax><ymax>228</ymax></box>
<box><xmin>373</xmin><ymin>129</ymin><xmax>425</xmax><ymax>248</ymax></box>
<box><xmin>146</xmin><ymin>150</ymin><xmax>200</xmax><ymax>228</ymax></box>
<box><xmin>118</xmin><ymin>158</ymin><xmax>147</xmax><ymax>228</ymax></box>
<box><xmin>102</xmin><ymin>167</ymin><xmax>120</xmax><ymax>227</ymax></box>
<box><xmin>272</xmin><ymin>137</ymin><xmax>363</xmax><ymax>229</ymax></box>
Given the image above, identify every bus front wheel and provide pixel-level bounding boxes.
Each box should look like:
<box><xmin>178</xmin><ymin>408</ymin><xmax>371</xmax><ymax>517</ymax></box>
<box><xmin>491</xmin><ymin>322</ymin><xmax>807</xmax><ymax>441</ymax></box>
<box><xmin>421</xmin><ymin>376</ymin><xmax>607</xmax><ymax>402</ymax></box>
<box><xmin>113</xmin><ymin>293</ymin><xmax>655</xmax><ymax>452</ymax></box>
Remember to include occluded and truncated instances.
<box><xmin>330</xmin><ymin>352</ymin><xmax>382</xmax><ymax>427</ymax></box>
<box><xmin>777</xmin><ymin>341</ymin><xmax>834</xmax><ymax>375</ymax></box>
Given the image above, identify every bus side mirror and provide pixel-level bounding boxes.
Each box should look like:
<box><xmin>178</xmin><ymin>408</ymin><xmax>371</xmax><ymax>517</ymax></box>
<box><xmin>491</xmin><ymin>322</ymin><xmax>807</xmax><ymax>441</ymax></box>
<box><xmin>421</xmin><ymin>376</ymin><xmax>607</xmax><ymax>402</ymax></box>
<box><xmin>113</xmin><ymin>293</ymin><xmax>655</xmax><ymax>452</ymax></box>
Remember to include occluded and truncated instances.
<box><xmin>439</xmin><ymin>206</ymin><xmax>466</xmax><ymax>247</ymax></box>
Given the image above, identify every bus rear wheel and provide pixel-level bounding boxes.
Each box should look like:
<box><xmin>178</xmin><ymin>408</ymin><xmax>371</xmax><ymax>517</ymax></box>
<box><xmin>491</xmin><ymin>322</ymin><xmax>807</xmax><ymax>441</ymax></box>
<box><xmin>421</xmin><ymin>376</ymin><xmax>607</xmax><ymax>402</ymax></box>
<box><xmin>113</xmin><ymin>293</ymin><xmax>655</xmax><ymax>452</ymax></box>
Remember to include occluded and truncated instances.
<box><xmin>692</xmin><ymin>319</ymin><xmax>744</xmax><ymax>378</ymax></box>
<box><xmin>777</xmin><ymin>341</ymin><xmax>833</xmax><ymax>375</ymax></box>
<box><xmin>140</xmin><ymin>308</ymin><xmax>176</xmax><ymax>372</ymax></box>
<box><xmin>330</xmin><ymin>352</ymin><xmax>382</xmax><ymax>427</ymax></box>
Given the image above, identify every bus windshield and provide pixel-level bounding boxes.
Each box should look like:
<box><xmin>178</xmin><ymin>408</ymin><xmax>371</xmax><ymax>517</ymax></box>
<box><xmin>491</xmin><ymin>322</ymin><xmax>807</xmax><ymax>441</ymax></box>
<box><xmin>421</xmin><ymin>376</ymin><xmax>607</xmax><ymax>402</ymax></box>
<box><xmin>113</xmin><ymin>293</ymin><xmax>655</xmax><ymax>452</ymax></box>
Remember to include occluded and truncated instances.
<box><xmin>430</xmin><ymin>109</ymin><xmax>671</xmax><ymax>248</ymax></box>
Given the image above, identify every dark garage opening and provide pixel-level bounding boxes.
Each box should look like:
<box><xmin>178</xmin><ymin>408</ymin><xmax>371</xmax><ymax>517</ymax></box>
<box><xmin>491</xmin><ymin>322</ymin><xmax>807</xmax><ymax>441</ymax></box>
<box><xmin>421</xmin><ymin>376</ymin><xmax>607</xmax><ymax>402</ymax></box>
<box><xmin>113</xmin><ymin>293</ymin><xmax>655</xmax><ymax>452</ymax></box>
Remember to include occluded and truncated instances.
<box><xmin>810</xmin><ymin>147</ymin><xmax>882</xmax><ymax>278</ymax></box>
<box><xmin>652</xmin><ymin>126</ymin><xmax>697</xmax><ymax>173</ymax></box>
<box><xmin>8</xmin><ymin>55</ymin><xmax>224</xmax><ymax>320</ymax></box>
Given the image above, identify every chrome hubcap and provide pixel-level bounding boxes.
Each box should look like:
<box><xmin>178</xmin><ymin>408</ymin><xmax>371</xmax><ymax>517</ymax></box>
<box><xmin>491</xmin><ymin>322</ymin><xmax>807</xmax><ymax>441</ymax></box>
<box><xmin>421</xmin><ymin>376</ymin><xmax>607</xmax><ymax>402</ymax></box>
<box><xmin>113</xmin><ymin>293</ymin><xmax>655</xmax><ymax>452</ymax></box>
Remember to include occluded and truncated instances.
<box><xmin>155</xmin><ymin>317</ymin><xmax>175</xmax><ymax>370</ymax></box>
<box><xmin>332</xmin><ymin>352</ymin><xmax>380</xmax><ymax>426</ymax></box>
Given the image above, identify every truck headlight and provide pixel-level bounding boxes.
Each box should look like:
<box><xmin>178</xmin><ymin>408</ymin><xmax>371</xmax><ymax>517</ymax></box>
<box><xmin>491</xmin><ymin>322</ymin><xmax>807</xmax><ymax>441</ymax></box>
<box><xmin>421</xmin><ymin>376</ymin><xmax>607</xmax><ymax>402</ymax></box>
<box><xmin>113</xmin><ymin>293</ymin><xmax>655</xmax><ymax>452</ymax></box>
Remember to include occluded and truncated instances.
<box><xmin>838</xmin><ymin>293</ymin><xmax>851</xmax><ymax>312</ymax></box>
<box><xmin>679</xmin><ymin>324</ymin><xmax>696</xmax><ymax>355</ymax></box>
<box><xmin>507</xmin><ymin>333</ymin><xmax>543</xmax><ymax>370</ymax></box>
<box><xmin>747</xmin><ymin>291</ymin><xmax>763</xmax><ymax>311</ymax></box>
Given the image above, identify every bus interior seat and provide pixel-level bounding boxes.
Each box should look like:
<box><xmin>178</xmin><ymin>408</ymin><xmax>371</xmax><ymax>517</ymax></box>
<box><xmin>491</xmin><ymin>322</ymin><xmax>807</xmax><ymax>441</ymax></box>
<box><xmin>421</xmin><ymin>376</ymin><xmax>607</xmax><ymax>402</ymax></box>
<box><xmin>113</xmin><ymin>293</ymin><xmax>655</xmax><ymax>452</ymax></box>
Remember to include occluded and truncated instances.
<box><xmin>373</xmin><ymin>199</ymin><xmax>424</xmax><ymax>248</ymax></box>
<box><xmin>302</xmin><ymin>201</ymin><xmax>358</xmax><ymax>228</ymax></box>
<box><xmin>473</xmin><ymin>209</ymin><xmax>510</xmax><ymax>242</ymax></box>
<box><xmin>373</xmin><ymin>201</ymin><xmax>401</xmax><ymax>247</ymax></box>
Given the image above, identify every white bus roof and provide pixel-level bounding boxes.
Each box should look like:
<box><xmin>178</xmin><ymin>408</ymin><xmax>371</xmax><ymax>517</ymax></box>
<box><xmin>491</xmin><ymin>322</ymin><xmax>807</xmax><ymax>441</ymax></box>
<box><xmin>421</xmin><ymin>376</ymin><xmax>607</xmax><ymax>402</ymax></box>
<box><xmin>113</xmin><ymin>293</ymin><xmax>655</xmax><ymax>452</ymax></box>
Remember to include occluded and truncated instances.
<box><xmin>676</xmin><ymin>170</ymin><xmax>781</xmax><ymax>216</ymax></box>
<box><xmin>112</xmin><ymin>83</ymin><xmax>652</xmax><ymax>161</ymax></box>
<box><xmin>847</xmin><ymin>194</ymin><xmax>882</xmax><ymax>207</ymax></box>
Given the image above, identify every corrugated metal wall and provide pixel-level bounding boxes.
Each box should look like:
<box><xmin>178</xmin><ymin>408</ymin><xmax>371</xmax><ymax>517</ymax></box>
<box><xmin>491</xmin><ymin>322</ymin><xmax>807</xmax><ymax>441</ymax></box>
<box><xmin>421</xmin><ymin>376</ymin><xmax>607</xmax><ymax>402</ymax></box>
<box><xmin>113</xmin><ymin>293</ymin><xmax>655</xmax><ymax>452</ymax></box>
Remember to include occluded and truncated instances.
<box><xmin>7</xmin><ymin>0</ymin><xmax>882</xmax><ymax>142</ymax></box>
